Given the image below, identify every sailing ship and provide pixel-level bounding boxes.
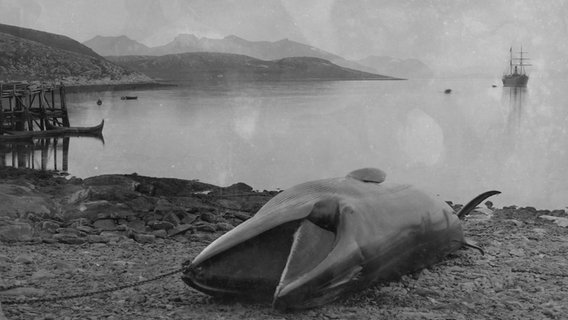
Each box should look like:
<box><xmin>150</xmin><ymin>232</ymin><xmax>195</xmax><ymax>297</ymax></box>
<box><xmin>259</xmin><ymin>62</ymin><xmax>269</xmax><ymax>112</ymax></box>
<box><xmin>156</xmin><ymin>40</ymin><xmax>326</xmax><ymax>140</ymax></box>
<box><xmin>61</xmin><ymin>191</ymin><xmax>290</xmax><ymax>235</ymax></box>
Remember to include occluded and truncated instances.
<box><xmin>502</xmin><ymin>46</ymin><xmax>531</xmax><ymax>87</ymax></box>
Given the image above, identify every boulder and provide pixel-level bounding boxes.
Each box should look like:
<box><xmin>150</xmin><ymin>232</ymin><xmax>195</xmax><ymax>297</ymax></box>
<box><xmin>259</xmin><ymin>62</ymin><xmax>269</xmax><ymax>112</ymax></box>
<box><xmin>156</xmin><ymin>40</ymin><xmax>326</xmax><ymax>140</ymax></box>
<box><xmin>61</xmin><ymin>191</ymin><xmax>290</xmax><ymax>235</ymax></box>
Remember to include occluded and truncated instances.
<box><xmin>152</xmin><ymin>229</ymin><xmax>168</xmax><ymax>238</ymax></box>
<box><xmin>163</xmin><ymin>212</ymin><xmax>181</xmax><ymax>227</ymax></box>
<box><xmin>0</xmin><ymin>219</ymin><xmax>33</xmax><ymax>242</ymax></box>
<box><xmin>194</xmin><ymin>222</ymin><xmax>216</xmax><ymax>233</ymax></box>
<box><xmin>99</xmin><ymin>231</ymin><xmax>127</xmax><ymax>243</ymax></box>
<box><xmin>85</xmin><ymin>235</ymin><xmax>108</xmax><ymax>243</ymax></box>
<box><xmin>55</xmin><ymin>228</ymin><xmax>87</xmax><ymax>237</ymax></box>
<box><xmin>200</xmin><ymin>212</ymin><xmax>219</xmax><ymax>223</ymax></box>
<box><xmin>0</xmin><ymin>184</ymin><xmax>52</xmax><ymax>219</ymax></box>
<box><xmin>53</xmin><ymin>233</ymin><xmax>87</xmax><ymax>245</ymax></box>
<box><xmin>67</xmin><ymin>217</ymin><xmax>91</xmax><ymax>228</ymax></box>
<box><xmin>232</xmin><ymin>212</ymin><xmax>252</xmax><ymax>221</ymax></box>
<box><xmin>126</xmin><ymin>196</ymin><xmax>155</xmax><ymax>212</ymax></box>
<box><xmin>180</xmin><ymin>212</ymin><xmax>198</xmax><ymax>224</ymax></box>
<box><xmin>148</xmin><ymin>220</ymin><xmax>174</xmax><ymax>231</ymax></box>
<box><xmin>93</xmin><ymin>218</ymin><xmax>117</xmax><ymax>231</ymax></box>
<box><xmin>167</xmin><ymin>224</ymin><xmax>193</xmax><ymax>237</ymax></box>
<box><xmin>133</xmin><ymin>233</ymin><xmax>155</xmax><ymax>244</ymax></box>
<box><xmin>86</xmin><ymin>185</ymin><xmax>140</xmax><ymax>202</ymax></box>
<box><xmin>83</xmin><ymin>175</ymin><xmax>139</xmax><ymax>189</ymax></box>
<box><xmin>125</xmin><ymin>220</ymin><xmax>146</xmax><ymax>232</ymax></box>
<box><xmin>38</xmin><ymin>220</ymin><xmax>61</xmax><ymax>233</ymax></box>
<box><xmin>14</xmin><ymin>254</ymin><xmax>34</xmax><ymax>264</ymax></box>
<box><xmin>216</xmin><ymin>222</ymin><xmax>234</xmax><ymax>232</ymax></box>
<box><xmin>154</xmin><ymin>198</ymin><xmax>174</xmax><ymax>213</ymax></box>
<box><xmin>65</xmin><ymin>188</ymin><xmax>91</xmax><ymax>205</ymax></box>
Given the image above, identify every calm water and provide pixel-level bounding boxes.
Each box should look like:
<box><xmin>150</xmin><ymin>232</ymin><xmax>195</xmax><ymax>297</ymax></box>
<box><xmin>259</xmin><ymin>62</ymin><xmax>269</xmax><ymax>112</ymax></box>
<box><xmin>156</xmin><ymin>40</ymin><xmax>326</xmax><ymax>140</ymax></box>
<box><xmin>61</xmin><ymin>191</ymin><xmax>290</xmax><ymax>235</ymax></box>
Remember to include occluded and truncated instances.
<box><xmin>4</xmin><ymin>78</ymin><xmax>568</xmax><ymax>209</ymax></box>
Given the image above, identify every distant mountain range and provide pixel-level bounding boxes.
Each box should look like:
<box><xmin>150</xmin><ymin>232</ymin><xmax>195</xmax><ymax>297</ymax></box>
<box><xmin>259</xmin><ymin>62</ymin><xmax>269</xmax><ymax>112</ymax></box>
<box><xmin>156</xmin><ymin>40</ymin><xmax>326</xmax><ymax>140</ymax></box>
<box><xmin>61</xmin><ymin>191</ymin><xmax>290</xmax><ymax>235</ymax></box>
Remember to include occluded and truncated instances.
<box><xmin>0</xmin><ymin>22</ymin><xmax>428</xmax><ymax>85</ymax></box>
<box><xmin>85</xmin><ymin>34</ymin><xmax>431</xmax><ymax>78</ymax></box>
<box><xmin>0</xmin><ymin>23</ymin><xmax>150</xmax><ymax>85</ymax></box>
<box><xmin>107</xmin><ymin>53</ymin><xmax>400</xmax><ymax>82</ymax></box>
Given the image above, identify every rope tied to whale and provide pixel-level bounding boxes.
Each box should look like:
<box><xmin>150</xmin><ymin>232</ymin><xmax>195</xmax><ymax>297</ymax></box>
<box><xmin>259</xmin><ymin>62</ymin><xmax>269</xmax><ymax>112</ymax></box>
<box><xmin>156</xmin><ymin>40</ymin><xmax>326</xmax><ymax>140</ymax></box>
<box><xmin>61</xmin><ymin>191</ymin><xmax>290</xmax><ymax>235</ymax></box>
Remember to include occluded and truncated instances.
<box><xmin>0</xmin><ymin>264</ymin><xmax>188</xmax><ymax>305</ymax></box>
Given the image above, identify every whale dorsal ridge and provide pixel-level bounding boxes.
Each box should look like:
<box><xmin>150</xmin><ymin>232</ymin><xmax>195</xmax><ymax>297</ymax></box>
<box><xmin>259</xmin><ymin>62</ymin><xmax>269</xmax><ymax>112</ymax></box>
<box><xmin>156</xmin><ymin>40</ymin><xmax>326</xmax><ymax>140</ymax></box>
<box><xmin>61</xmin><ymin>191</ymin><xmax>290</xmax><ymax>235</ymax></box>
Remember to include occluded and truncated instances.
<box><xmin>346</xmin><ymin>168</ymin><xmax>386</xmax><ymax>183</ymax></box>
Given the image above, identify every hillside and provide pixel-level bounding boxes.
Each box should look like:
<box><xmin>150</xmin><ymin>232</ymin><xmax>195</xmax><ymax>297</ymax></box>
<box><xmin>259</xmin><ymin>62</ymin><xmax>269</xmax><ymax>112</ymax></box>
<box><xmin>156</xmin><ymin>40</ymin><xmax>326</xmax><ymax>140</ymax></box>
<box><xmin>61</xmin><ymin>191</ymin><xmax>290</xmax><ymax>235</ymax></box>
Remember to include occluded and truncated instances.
<box><xmin>84</xmin><ymin>34</ymin><xmax>375</xmax><ymax>73</ymax></box>
<box><xmin>0</xmin><ymin>24</ymin><xmax>151</xmax><ymax>85</ymax></box>
<box><xmin>0</xmin><ymin>23</ymin><xmax>101</xmax><ymax>59</ymax></box>
<box><xmin>107</xmin><ymin>52</ymin><xmax>401</xmax><ymax>82</ymax></box>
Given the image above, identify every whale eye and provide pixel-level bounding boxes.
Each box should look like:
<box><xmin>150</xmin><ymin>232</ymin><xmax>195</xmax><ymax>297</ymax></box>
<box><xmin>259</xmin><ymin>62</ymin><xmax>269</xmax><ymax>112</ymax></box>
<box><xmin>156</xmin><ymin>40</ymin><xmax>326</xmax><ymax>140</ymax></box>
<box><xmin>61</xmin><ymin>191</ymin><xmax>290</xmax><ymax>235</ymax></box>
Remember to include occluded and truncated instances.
<box><xmin>307</xmin><ymin>199</ymin><xmax>339</xmax><ymax>232</ymax></box>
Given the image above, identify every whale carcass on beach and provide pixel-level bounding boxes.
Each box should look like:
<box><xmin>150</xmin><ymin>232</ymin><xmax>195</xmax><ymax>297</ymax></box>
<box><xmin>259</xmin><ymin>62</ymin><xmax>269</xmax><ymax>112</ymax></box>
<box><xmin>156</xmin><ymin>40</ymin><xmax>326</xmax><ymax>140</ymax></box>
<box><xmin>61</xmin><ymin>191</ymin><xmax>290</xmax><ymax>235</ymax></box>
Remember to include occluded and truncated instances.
<box><xmin>182</xmin><ymin>168</ymin><xmax>500</xmax><ymax>310</ymax></box>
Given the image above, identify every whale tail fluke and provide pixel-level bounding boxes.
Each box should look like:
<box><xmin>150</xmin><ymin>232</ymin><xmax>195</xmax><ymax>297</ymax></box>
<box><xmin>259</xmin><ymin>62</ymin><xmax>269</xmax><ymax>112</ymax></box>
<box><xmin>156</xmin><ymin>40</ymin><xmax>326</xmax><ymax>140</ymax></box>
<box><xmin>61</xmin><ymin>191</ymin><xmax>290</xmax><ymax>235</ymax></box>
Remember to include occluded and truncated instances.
<box><xmin>457</xmin><ymin>190</ymin><xmax>501</xmax><ymax>220</ymax></box>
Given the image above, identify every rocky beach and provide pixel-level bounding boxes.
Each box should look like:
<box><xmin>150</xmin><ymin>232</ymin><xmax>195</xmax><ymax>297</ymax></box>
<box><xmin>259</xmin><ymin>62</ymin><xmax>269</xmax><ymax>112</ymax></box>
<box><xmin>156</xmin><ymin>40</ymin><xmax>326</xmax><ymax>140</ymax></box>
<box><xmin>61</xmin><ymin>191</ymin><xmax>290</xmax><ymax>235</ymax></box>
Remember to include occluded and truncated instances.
<box><xmin>1</xmin><ymin>167</ymin><xmax>567</xmax><ymax>320</ymax></box>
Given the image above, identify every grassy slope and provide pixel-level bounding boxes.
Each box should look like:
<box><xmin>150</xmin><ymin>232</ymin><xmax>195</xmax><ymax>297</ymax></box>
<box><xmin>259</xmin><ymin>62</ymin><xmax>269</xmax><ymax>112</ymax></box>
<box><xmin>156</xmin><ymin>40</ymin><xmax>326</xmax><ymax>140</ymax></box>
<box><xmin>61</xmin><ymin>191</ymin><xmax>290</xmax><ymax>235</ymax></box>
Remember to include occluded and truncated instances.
<box><xmin>0</xmin><ymin>24</ymin><xmax>150</xmax><ymax>84</ymax></box>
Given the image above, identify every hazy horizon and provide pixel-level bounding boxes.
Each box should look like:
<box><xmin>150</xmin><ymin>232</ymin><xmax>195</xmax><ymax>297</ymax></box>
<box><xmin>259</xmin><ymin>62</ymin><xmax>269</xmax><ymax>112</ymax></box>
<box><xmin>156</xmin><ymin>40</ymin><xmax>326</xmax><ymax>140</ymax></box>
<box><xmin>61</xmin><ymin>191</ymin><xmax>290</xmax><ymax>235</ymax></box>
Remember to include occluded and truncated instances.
<box><xmin>1</xmin><ymin>0</ymin><xmax>567</xmax><ymax>76</ymax></box>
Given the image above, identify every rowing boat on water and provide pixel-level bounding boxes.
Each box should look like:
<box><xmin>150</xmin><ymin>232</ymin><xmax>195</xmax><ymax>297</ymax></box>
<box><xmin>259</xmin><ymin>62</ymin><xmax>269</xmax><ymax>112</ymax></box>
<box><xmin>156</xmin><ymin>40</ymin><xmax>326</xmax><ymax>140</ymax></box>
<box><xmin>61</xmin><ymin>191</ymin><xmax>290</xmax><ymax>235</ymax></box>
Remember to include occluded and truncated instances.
<box><xmin>0</xmin><ymin>120</ymin><xmax>104</xmax><ymax>142</ymax></box>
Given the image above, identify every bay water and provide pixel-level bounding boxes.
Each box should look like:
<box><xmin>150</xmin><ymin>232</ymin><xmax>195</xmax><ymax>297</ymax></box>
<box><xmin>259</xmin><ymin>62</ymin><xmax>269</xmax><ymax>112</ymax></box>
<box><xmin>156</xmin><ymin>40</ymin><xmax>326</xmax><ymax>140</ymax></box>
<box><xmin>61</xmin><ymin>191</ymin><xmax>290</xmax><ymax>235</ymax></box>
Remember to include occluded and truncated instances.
<box><xmin>5</xmin><ymin>77</ymin><xmax>568</xmax><ymax>209</ymax></box>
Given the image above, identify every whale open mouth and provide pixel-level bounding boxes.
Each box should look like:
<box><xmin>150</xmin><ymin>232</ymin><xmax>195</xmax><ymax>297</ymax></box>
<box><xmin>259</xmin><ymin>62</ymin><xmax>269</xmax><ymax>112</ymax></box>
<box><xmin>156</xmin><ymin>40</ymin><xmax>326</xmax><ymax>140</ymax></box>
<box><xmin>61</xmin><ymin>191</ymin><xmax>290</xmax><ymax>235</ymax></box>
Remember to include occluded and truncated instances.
<box><xmin>182</xmin><ymin>217</ymin><xmax>336</xmax><ymax>304</ymax></box>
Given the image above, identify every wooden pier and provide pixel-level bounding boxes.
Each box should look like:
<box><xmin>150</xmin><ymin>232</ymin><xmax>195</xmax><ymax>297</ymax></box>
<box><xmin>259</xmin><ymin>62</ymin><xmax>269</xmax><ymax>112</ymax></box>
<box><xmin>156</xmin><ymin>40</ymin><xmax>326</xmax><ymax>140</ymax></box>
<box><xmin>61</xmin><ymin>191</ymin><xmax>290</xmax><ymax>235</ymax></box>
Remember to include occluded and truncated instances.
<box><xmin>0</xmin><ymin>82</ymin><xmax>70</xmax><ymax>134</ymax></box>
<box><xmin>0</xmin><ymin>137</ymin><xmax>70</xmax><ymax>171</ymax></box>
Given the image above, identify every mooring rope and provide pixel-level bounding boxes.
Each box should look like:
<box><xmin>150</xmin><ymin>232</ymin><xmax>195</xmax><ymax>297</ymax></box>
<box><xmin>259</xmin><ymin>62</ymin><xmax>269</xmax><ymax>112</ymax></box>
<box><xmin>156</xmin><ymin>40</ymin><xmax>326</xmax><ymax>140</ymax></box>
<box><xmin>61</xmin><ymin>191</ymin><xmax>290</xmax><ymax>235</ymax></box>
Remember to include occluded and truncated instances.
<box><xmin>0</xmin><ymin>265</ymin><xmax>187</xmax><ymax>305</ymax></box>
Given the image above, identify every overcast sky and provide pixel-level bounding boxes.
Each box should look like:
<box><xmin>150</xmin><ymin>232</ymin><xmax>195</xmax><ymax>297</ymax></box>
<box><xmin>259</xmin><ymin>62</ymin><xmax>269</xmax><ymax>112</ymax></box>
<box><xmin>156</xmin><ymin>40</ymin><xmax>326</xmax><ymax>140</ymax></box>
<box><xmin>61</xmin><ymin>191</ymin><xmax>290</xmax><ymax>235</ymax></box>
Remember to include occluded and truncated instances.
<box><xmin>1</xmin><ymin>0</ymin><xmax>567</xmax><ymax>74</ymax></box>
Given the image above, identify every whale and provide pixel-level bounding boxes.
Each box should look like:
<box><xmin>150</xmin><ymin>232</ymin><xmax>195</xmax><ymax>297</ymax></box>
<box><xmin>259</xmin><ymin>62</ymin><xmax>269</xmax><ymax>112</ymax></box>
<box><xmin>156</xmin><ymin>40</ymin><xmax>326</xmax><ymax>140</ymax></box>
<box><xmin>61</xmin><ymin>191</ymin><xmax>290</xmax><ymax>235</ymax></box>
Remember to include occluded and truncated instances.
<box><xmin>181</xmin><ymin>168</ymin><xmax>500</xmax><ymax>310</ymax></box>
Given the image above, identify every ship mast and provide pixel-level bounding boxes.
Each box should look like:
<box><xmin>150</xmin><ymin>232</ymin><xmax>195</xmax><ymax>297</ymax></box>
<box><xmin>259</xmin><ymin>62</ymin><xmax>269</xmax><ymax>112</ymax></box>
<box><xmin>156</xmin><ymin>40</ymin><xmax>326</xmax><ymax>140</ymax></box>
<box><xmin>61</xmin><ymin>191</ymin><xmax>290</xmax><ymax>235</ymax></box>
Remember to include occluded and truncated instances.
<box><xmin>509</xmin><ymin>46</ymin><xmax>512</xmax><ymax>74</ymax></box>
<box><xmin>512</xmin><ymin>45</ymin><xmax>531</xmax><ymax>75</ymax></box>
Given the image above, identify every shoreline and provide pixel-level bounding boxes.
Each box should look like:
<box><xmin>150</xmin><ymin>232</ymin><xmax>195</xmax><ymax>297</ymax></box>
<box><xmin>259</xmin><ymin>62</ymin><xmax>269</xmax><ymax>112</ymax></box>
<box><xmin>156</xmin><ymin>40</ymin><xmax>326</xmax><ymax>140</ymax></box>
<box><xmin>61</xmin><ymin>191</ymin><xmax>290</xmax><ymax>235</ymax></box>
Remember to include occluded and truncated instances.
<box><xmin>1</xmin><ymin>166</ymin><xmax>568</xmax><ymax>319</ymax></box>
<box><xmin>64</xmin><ymin>81</ymin><xmax>177</xmax><ymax>93</ymax></box>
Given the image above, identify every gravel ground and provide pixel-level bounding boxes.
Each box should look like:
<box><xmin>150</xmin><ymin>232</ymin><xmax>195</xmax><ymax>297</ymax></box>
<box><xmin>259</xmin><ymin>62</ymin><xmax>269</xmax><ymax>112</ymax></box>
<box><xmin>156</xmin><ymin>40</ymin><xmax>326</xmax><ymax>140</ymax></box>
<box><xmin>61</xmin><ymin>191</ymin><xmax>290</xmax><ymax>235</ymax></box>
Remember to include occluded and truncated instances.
<box><xmin>2</xmin><ymin>208</ymin><xmax>568</xmax><ymax>320</ymax></box>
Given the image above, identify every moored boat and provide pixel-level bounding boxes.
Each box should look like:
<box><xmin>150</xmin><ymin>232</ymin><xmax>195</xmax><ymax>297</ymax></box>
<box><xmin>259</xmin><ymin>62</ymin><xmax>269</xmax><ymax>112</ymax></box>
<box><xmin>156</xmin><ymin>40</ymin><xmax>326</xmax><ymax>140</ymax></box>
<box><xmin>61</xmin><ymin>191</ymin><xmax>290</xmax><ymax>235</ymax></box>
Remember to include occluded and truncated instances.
<box><xmin>0</xmin><ymin>120</ymin><xmax>104</xmax><ymax>142</ymax></box>
<box><xmin>502</xmin><ymin>46</ymin><xmax>531</xmax><ymax>87</ymax></box>
<box><xmin>121</xmin><ymin>96</ymin><xmax>138</xmax><ymax>100</ymax></box>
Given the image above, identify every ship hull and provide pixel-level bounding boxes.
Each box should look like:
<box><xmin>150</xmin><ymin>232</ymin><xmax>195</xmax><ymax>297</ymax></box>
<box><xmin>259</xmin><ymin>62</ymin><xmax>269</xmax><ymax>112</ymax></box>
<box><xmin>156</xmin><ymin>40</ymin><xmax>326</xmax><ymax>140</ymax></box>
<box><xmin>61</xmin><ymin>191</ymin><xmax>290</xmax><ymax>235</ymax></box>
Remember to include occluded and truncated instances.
<box><xmin>502</xmin><ymin>74</ymin><xmax>528</xmax><ymax>87</ymax></box>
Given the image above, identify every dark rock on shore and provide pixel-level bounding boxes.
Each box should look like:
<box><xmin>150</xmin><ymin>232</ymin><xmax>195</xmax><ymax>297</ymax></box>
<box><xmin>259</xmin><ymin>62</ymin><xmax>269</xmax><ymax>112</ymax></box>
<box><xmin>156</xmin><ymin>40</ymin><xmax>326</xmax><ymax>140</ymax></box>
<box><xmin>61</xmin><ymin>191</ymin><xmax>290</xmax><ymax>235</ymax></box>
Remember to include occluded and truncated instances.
<box><xmin>0</xmin><ymin>167</ymin><xmax>272</xmax><ymax>245</ymax></box>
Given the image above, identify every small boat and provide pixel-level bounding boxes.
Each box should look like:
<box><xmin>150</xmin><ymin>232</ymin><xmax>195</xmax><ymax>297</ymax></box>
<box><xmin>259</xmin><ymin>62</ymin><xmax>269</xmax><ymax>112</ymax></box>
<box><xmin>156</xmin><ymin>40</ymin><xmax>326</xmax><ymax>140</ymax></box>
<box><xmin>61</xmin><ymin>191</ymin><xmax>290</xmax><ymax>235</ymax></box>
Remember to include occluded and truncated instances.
<box><xmin>97</xmin><ymin>99</ymin><xmax>102</xmax><ymax>105</ymax></box>
<box><xmin>121</xmin><ymin>96</ymin><xmax>138</xmax><ymax>100</ymax></box>
<box><xmin>0</xmin><ymin>120</ymin><xmax>104</xmax><ymax>142</ymax></box>
<box><xmin>444</xmin><ymin>89</ymin><xmax>452</xmax><ymax>94</ymax></box>
<box><xmin>502</xmin><ymin>46</ymin><xmax>531</xmax><ymax>87</ymax></box>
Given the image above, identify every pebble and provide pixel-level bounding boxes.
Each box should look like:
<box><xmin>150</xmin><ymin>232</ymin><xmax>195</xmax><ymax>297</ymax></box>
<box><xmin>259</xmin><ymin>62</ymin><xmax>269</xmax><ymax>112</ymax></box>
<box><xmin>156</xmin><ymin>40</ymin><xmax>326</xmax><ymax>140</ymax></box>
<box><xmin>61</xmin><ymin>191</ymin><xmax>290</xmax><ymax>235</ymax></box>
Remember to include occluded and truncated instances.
<box><xmin>14</xmin><ymin>254</ymin><xmax>34</xmax><ymax>264</ymax></box>
<box><xmin>216</xmin><ymin>222</ymin><xmax>234</xmax><ymax>231</ymax></box>
<box><xmin>31</xmin><ymin>269</ymin><xmax>54</xmax><ymax>280</ymax></box>
<box><xmin>0</xmin><ymin>255</ymin><xmax>10</xmax><ymax>264</ymax></box>
<box><xmin>232</xmin><ymin>212</ymin><xmax>251</xmax><ymax>221</ymax></box>
<box><xmin>133</xmin><ymin>233</ymin><xmax>155</xmax><ymax>244</ymax></box>
<box><xmin>53</xmin><ymin>260</ymin><xmax>76</xmax><ymax>270</ymax></box>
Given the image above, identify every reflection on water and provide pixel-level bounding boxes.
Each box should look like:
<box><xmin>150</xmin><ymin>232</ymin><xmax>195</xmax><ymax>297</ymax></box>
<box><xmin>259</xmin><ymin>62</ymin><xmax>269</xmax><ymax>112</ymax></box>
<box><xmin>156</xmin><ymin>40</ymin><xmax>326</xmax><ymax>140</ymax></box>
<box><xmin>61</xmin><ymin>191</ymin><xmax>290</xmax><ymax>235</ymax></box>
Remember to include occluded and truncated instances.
<box><xmin>44</xmin><ymin>78</ymin><xmax>568</xmax><ymax>209</ymax></box>
<box><xmin>504</xmin><ymin>86</ymin><xmax>527</xmax><ymax>136</ymax></box>
<box><xmin>0</xmin><ymin>136</ymin><xmax>104</xmax><ymax>171</ymax></box>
